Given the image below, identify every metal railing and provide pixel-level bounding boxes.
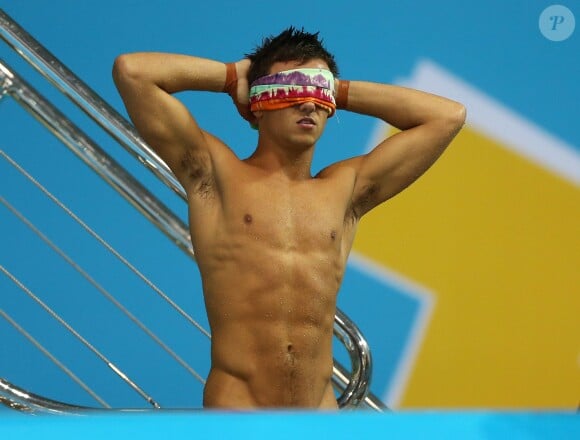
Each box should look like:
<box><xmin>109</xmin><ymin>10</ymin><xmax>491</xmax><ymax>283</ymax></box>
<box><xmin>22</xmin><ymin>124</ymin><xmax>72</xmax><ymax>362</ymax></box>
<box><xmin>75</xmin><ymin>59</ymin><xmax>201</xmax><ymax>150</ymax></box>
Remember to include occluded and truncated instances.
<box><xmin>0</xmin><ymin>8</ymin><xmax>387</xmax><ymax>412</ymax></box>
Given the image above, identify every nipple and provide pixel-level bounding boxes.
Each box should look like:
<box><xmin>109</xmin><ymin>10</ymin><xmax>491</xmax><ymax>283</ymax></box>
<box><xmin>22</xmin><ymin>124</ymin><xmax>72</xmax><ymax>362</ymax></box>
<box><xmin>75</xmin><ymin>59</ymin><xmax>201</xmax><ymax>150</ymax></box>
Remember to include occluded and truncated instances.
<box><xmin>244</xmin><ymin>214</ymin><xmax>253</xmax><ymax>224</ymax></box>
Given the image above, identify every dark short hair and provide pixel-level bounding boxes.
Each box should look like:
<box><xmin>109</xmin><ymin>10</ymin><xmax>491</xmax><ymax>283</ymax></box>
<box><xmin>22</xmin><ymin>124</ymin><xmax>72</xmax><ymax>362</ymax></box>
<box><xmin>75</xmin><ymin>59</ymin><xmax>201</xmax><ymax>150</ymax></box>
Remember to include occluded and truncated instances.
<box><xmin>245</xmin><ymin>26</ymin><xmax>339</xmax><ymax>85</ymax></box>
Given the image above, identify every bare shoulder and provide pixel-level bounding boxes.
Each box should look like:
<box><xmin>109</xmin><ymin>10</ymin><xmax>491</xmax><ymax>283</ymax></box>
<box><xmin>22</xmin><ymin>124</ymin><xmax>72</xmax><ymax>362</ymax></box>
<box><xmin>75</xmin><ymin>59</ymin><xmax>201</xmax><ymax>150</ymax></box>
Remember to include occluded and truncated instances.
<box><xmin>315</xmin><ymin>156</ymin><xmax>362</xmax><ymax>181</ymax></box>
<box><xmin>315</xmin><ymin>157</ymin><xmax>361</xmax><ymax>214</ymax></box>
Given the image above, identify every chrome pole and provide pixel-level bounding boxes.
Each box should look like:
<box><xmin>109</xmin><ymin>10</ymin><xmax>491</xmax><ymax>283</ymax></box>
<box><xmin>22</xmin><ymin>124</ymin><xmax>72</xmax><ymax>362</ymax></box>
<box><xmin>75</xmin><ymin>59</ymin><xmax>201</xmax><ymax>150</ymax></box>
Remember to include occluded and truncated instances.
<box><xmin>0</xmin><ymin>60</ymin><xmax>194</xmax><ymax>258</ymax></box>
<box><xmin>0</xmin><ymin>9</ymin><xmax>185</xmax><ymax>201</ymax></box>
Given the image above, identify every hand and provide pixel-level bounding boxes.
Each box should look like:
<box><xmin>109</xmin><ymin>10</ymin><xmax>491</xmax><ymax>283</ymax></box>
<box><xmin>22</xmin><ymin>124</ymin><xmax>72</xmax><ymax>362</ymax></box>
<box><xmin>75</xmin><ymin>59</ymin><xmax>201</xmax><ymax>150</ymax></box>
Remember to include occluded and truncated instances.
<box><xmin>231</xmin><ymin>59</ymin><xmax>257</xmax><ymax>125</ymax></box>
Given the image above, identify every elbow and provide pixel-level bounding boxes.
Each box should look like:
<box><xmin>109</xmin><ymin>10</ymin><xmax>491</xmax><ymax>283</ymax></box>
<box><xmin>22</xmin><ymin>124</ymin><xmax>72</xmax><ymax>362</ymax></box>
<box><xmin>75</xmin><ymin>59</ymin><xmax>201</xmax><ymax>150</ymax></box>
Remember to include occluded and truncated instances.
<box><xmin>451</xmin><ymin>102</ymin><xmax>467</xmax><ymax>128</ymax></box>
<box><xmin>438</xmin><ymin>101</ymin><xmax>466</xmax><ymax>135</ymax></box>
<box><xmin>112</xmin><ymin>53</ymin><xmax>141</xmax><ymax>86</ymax></box>
<box><xmin>435</xmin><ymin>102</ymin><xmax>466</xmax><ymax>140</ymax></box>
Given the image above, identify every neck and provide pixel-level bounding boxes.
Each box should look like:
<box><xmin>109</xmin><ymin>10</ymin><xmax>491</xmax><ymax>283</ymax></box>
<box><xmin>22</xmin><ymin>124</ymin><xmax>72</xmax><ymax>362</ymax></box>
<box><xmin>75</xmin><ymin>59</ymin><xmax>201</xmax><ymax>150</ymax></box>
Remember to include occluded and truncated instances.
<box><xmin>246</xmin><ymin>139</ymin><xmax>315</xmax><ymax>180</ymax></box>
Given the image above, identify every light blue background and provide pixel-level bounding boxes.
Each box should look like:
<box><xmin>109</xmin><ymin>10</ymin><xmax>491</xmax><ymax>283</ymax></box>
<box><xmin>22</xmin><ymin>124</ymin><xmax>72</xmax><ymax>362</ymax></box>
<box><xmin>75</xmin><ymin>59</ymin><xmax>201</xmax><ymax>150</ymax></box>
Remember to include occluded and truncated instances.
<box><xmin>2</xmin><ymin>412</ymin><xmax>579</xmax><ymax>440</ymax></box>
<box><xmin>1</xmin><ymin>0</ymin><xmax>578</xmax><ymax>409</ymax></box>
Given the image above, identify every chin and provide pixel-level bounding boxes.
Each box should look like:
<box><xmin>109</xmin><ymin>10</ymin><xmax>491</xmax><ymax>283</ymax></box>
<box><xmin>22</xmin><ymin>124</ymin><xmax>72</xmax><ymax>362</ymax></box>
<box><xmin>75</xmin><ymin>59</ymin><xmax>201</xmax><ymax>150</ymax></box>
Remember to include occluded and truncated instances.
<box><xmin>288</xmin><ymin>133</ymin><xmax>321</xmax><ymax>149</ymax></box>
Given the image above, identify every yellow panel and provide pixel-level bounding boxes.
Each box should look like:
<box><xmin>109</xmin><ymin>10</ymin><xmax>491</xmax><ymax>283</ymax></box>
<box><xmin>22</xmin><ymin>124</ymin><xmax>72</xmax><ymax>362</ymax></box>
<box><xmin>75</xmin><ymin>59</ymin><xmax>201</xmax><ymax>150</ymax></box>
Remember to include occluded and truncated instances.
<box><xmin>354</xmin><ymin>126</ymin><xmax>580</xmax><ymax>408</ymax></box>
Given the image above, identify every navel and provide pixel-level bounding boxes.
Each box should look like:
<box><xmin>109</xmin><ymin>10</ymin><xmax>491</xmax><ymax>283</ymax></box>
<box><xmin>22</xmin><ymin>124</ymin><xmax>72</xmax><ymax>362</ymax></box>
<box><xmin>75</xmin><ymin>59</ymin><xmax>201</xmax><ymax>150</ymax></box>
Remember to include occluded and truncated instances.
<box><xmin>330</xmin><ymin>230</ymin><xmax>337</xmax><ymax>240</ymax></box>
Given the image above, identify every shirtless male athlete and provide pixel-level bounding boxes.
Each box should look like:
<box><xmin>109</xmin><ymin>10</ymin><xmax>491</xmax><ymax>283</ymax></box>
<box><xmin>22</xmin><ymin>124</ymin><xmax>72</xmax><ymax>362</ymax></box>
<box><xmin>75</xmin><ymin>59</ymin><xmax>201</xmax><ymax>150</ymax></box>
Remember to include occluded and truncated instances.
<box><xmin>113</xmin><ymin>27</ymin><xmax>465</xmax><ymax>409</ymax></box>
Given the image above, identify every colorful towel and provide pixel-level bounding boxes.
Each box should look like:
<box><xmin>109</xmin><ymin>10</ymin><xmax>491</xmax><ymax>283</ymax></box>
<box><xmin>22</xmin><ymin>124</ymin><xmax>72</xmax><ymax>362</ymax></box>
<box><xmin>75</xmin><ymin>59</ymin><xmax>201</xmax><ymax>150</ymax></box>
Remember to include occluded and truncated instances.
<box><xmin>249</xmin><ymin>68</ymin><xmax>336</xmax><ymax>116</ymax></box>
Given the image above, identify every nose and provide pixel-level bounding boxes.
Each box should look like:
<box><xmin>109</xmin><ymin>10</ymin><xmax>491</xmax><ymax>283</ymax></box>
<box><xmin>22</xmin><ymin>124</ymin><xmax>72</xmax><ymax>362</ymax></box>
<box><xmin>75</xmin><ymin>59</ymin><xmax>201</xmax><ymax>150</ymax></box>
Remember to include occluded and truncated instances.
<box><xmin>298</xmin><ymin>100</ymin><xmax>316</xmax><ymax>113</ymax></box>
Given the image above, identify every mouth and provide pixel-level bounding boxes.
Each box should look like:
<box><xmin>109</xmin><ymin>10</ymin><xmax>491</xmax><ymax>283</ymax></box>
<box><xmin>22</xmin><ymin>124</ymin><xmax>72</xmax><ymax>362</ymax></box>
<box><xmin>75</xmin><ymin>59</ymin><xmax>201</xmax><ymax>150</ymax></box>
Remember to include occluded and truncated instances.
<box><xmin>297</xmin><ymin>117</ymin><xmax>316</xmax><ymax>127</ymax></box>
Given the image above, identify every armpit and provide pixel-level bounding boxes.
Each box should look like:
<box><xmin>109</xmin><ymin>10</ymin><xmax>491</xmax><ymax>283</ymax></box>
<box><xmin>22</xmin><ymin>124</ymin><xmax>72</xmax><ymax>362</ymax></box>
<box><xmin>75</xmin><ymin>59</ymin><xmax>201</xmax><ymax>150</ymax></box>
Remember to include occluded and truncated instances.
<box><xmin>352</xmin><ymin>182</ymin><xmax>379</xmax><ymax>218</ymax></box>
<box><xmin>180</xmin><ymin>148</ymin><xmax>215</xmax><ymax>198</ymax></box>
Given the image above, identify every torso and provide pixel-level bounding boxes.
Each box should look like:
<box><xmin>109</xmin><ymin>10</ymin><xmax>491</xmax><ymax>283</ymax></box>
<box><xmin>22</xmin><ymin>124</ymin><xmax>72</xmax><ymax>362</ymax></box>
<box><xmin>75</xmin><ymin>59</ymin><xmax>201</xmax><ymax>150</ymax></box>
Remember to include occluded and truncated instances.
<box><xmin>184</xmin><ymin>145</ymin><xmax>359</xmax><ymax>409</ymax></box>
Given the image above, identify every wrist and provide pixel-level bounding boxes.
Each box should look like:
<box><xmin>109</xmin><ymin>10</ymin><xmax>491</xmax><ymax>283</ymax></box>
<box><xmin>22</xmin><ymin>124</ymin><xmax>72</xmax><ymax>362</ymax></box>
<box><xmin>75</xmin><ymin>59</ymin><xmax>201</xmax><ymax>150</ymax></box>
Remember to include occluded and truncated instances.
<box><xmin>335</xmin><ymin>79</ymin><xmax>350</xmax><ymax>109</ymax></box>
<box><xmin>223</xmin><ymin>62</ymin><xmax>238</xmax><ymax>96</ymax></box>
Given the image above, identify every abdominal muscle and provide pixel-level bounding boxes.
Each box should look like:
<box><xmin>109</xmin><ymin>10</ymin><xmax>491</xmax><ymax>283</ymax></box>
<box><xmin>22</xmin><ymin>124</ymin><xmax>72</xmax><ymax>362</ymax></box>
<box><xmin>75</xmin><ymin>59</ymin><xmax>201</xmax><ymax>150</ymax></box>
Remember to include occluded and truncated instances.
<box><xmin>199</xmin><ymin>242</ymin><xmax>342</xmax><ymax>409</ymax></box>
<box><xmin>203</xmin><ymin>342</ymin><xmax>338</xmax><ymax>409</ymax></box>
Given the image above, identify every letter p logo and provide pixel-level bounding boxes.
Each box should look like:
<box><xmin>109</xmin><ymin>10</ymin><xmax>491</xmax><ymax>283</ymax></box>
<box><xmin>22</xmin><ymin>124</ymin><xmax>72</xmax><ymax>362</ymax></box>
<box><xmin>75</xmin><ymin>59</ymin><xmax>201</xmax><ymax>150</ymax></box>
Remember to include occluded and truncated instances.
<box><xmin>540</xmin><ymin>5</ymin><xmax>575</xmax><ymax>41</ymax></box>
<box><xmin>550</xmin><ymin>15</ymin><xmax>565</xmax><ymax>31</ymax></box>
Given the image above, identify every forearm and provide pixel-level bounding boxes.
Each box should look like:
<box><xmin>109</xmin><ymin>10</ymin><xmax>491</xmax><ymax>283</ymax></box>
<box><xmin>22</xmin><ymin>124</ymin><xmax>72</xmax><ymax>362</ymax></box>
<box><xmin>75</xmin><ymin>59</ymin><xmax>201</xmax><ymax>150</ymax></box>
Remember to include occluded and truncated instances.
<box><xmin>337</xmin><ymin>79</ymin><xmax>465</xmax><ymax>130</ymax></box>
<box><xmin>113</xmin><ymin>52</ymin><xmax>227</xmax><ymax>94</ymax></box>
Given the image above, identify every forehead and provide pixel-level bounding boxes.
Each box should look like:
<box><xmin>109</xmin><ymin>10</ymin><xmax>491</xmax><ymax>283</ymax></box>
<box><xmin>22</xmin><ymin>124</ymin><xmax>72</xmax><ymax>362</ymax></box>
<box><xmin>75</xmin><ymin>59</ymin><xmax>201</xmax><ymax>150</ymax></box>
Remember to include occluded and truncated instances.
<box><xmin>268</xmin><ymin>58</ymin><xmax>330</xmax><ymax>75</ymax></box>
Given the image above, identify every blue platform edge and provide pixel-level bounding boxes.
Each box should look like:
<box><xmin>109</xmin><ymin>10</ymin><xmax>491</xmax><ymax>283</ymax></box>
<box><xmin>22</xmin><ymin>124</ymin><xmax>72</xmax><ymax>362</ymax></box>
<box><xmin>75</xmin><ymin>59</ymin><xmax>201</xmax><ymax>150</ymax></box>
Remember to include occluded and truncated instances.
<box><xmin>1</xmin><ymin>411</ymin><xmax>578</xmax><ymax>440</ymax></box>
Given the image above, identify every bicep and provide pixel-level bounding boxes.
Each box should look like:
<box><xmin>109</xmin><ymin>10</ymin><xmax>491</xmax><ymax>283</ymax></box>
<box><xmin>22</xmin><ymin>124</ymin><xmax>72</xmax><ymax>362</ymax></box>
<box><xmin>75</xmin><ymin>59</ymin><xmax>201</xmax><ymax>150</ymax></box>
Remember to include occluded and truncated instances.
<box><xmin>114</xmin><ymin>71</ymin><xmax>209</xmax><ymax>184</ymax></box>
<box><xmin>353</xmin><ymin>120</ymin><xmax>461</xmax><ymax>216</ymax></box>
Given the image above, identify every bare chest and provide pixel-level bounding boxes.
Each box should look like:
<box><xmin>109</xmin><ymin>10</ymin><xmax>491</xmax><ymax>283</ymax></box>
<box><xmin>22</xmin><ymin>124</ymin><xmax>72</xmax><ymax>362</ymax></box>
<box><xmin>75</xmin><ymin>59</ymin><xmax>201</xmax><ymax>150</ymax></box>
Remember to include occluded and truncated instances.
<box><xmin>222</xmin><ymin>177</ymin><xmax>353</xmax><ymax>252</ymax></box>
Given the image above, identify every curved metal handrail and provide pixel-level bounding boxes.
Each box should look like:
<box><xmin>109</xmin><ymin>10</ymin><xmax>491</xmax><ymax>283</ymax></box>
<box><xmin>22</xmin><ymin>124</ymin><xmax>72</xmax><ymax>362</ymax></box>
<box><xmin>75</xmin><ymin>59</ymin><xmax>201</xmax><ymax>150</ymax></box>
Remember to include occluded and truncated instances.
<box><xmin>333</xmin><ymin>309</ymin><xmax>372</xmax><ymax>408</ymax></box>
<box><xmin>1</xmin><ymin>377</ymin><xmax>90</xmax><ymax>415</ymax></box>
<box><xmin>0</xmin><ymin>8</ymin><xmax>384</xmax><ymax>410</ymax></box>
<box><xmin>0</xmin><ymin>378</ymin><xmax>185</xmax><ymax>415</ymax></box>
